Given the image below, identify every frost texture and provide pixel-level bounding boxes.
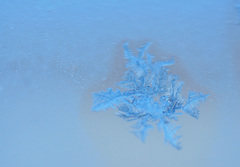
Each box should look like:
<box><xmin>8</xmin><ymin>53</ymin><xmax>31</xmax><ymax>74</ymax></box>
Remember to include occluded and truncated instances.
<box><xmin>92</xmin><ymin>43</ymin><xmax>209</xmax><ymax>149</ymax></box>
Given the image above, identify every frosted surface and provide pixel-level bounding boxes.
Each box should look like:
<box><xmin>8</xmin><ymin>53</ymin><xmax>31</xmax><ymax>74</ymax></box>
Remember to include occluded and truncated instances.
<box><xmin>0</xmin><ymin>0</ymin><xmax>240</xmax><ymax>167</ymax></box>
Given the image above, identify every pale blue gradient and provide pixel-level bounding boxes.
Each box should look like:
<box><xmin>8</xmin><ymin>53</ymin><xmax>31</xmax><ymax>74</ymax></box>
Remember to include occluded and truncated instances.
<box><xmin>0</xmin><ymin>0</ymin><xmax>240</xmax><ymax>167</ymax></box>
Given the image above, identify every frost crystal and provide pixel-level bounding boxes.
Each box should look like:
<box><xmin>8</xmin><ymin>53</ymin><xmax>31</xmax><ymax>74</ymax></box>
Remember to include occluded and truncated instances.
<box><xmin>92</xmin><ymin>43</ymin><xmax>208</xmax><ymax>149</ymax></box>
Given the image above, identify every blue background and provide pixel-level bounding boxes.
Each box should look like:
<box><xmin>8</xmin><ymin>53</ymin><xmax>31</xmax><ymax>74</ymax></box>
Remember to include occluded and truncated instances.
<box><xmin>0</xmin><ymin>0</ymin><xmax>240</xmax><ymax>166</ymax></box>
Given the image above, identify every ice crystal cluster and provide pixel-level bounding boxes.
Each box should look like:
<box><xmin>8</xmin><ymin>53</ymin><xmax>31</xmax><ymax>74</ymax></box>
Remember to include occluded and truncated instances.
<box><xmin>92</xmin><ymin>43</ymin><xmax>208</xmax><ymax>149</ymax></box>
